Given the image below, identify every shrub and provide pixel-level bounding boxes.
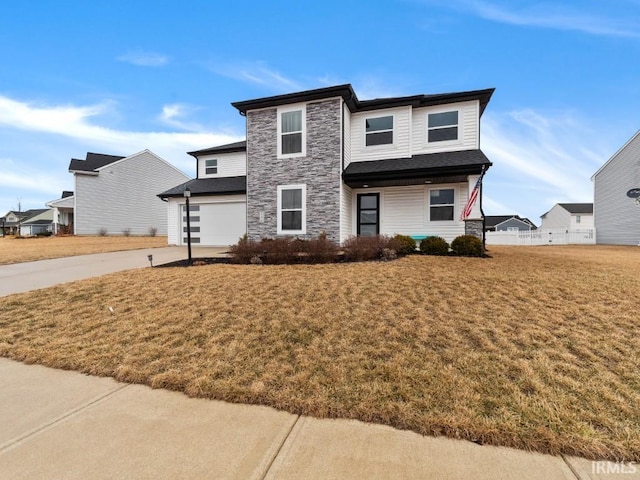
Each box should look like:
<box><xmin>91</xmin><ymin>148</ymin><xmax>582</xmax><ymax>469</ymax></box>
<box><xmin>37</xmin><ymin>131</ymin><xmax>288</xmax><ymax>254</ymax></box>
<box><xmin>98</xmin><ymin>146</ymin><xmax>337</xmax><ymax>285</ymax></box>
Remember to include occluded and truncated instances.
<box><xmin>343</xmin><ymin>235</ymin><xmax>395</xmax><ymax>262</ymax></box>
<box><xmin>420</xmin><ymin>236</ymin><xmax>449</xmax><ymax>255</ymax></box>
<box><xmin>302</xmin><ymin>232</ymin><xmax>339</xmax><ymax>264</ymax></box>
<box><xmin>229</xmin><ymin>234</ymin><xmax>260</xmax><ymax>264</ymax></box>
<box><xmin>36</xmin><ymin>231</ymin><xmax>52</xmax><ymax>237</ymax></box>
<box><xmin>392</xmin><ymin>234</ymin><xmax>417</xmax><ymax>255</ymax></box>
<box><xmin>98</xmin><ymin>227</ymin><xmax>107</xmax><ymax>237</ymax></box>
<box><xmin>149</xmin><ymin>226</ymin><xmax>158</xmax><ymax>237</ymax></box>
<box><xmin>260</xmin><ymin>237</ymin><xmax>298</xmax><ymax>264</ymax></box>
<box><xmin>451</xmin><ymin>235</ymin><xmax>484</xmax><ymax>257</ymax></box>
<box><xmin>122</xmin><ymin>228</ymin><xmax>131</xmax><ymax>237</ymax></box>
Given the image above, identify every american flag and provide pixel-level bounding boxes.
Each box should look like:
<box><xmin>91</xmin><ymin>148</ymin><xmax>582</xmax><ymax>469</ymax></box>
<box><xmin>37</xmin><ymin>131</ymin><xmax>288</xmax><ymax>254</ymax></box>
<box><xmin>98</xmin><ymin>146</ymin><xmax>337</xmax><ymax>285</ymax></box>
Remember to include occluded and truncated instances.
<box><xmin>461</xmin><ymin>170</ymin><xmax>485</xmax><ymax>220</ymax></box>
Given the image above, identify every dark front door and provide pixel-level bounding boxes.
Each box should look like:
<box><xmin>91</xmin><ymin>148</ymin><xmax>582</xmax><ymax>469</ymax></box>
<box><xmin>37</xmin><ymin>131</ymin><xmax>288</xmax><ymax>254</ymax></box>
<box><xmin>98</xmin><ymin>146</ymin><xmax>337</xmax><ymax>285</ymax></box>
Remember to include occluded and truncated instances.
<box><xmin>357</xmin><ymin>193</ymin><xmax>379</xmax><ymax>237</ymax></box>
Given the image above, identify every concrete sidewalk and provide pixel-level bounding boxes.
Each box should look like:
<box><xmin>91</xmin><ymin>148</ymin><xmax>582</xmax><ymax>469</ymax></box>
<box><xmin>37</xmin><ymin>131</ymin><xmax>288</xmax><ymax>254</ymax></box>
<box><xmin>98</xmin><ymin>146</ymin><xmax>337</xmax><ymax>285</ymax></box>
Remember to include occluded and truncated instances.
<box><xmin>0</xmin><ymin>358</ymin><xmax>628</xmax><ymax>480</ymax></box>
<box><xmin>0</xmin><ymin>246</ymin><xmax>227</xmax><ymax>296</ymax></box>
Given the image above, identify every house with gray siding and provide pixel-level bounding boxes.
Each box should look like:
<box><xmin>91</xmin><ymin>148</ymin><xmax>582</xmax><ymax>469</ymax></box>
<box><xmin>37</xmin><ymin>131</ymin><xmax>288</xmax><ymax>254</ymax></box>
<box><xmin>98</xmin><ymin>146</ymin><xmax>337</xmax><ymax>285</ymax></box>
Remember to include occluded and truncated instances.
<box><xmin>160</xmin><ymin>84</ymin><xmax>494</xmax><ymax>246</ymax></box>
<box><xmin>485</xmin><ymin>215</ymin><xmax>536</xmax><ymax>232</ymax></box>
<box><xmin>592</xmin><ymin>130</ymin><xmax>640</xmax><ymax>245</ymax></box>
<box><xmin>69</xmin><ymin>150</ymin><xmax>190</xmax><ymax>236</ymax></box>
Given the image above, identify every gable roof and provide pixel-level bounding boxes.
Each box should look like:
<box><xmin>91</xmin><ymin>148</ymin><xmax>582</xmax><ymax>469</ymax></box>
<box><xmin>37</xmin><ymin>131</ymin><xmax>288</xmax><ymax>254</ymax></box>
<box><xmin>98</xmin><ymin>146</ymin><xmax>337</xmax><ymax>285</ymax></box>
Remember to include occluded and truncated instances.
<box><xmin>558</xmin><ymin>203</ymin><xmax>593</xmax><ymax>214</ymax></box>
<box><xmin>61</xmin><ymin>190</ymin><xmax>74</xmax><ymax>198</ymax></box>
<box><xmin>158</xmin><ymin>176</ymin><xmax>247</xmax><ymax>198</ymax></box>
<box><xmin>591</xmin><ymin>129</ymin><xmax>640</xmax><ymax>180</ymax></box>
<box><xmin>188</xmin><ymin>141</ymin><xmax>247</xmax><ymax>157</ymax></box>
<box><xmin>69</xmin><ymin>152</ymin><xmax>126</xmax><ymax>173</ymax></box>
<box><xmin>485</xmin><ymin>215</ymin><xmax>537</xmax><ymax>229</ymax></box>
<box><xmin>232</xmin><ymin>84</ymin><xmax>495</xmax><ymax>116</ymax></box>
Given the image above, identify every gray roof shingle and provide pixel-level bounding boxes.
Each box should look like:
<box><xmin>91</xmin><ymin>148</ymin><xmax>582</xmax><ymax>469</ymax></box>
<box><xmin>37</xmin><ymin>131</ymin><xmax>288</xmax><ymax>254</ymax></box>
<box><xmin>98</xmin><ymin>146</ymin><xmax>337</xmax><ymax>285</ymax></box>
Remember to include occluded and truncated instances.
<box><xmin>69</xmin><ymin>152</ymin><xmax>126</xmax><ymax>172</ymax></box>
<box><xmin>559</xmin><ymin>203</ymin><xmax>593</xmax><ymax>214</ymax></box>
<box><xmin>158</xmin><ymin>176</ymin><xmax>246</xmax><ymax>198</ymax></box>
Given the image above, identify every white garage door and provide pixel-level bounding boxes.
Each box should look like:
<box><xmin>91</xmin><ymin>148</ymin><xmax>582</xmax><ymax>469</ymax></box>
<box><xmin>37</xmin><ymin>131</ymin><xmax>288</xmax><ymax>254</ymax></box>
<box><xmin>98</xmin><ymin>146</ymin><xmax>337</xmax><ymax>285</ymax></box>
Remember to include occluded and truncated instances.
<box><xmin>181</xmin><ymin>202</ymin><xmax>246</xmax><ymax>246</ymax></box>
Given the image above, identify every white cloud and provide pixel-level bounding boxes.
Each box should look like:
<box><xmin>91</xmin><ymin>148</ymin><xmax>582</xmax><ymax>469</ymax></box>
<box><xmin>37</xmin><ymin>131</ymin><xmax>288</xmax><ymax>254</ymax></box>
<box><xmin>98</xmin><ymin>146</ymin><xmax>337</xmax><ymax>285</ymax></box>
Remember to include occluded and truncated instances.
<box><xmin>212</xmin><ymin>62</ymin><xmax>302</xmax><ymax>91</ymax></box>
<box><xmin>158</xmin><ymin>103</ymin><xmax>206</xmax><ymax>132</ymax></box>
<box><xmin>423</xmin><ymin>0</ymin><xmax>640</xmax><ymax>38</ymax></box>
<box><xmin>117</xmin><ymin>51</ymin><xmax>169</xmax><ymax>67</ymax></box>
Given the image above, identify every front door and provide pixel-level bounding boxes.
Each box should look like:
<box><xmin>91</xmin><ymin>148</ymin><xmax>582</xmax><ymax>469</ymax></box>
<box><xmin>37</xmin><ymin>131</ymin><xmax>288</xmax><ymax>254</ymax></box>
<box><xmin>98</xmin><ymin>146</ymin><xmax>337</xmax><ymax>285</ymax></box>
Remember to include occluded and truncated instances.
<box><xmin>357</xmin><ymin>193</ymin><xmax>379</xmax><ymax>236</ymax></box>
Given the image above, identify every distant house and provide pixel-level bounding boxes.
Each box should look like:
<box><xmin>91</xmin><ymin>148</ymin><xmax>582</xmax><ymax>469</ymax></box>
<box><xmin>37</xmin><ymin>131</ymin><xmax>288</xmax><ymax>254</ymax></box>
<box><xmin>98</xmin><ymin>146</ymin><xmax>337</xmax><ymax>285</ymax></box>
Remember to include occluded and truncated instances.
<box><xmin>1</xmin><ymin>211</ymin><xmax>26</xmax><ymax>236</ymax></box>
<box><xmin>65</xmin><ymin>150</ymin><xmax>190</xmax><ymax>236</ymax></box>
<box><xmin>19</xmin><ymin>209</ymin><xmax>54</xmax><ymax>236</ymax></box>
<box><xmin>540</xmin><ymin>203</ymin><xmax>593</xmax><ymax>230</ymax></box>
<box><xmin>46</xmin><ymin>191</ymin><xmax>75</xmax><ymax>234</ymax></box>
<box><xmin>484</xmin><ymin>215</ymin><xmax>536</xmax><ymax>232</ymax></box>
<box><xmin>592</xmin><ymin>130</ymin><xmax>640</xmax><ymax>245</ymax></box>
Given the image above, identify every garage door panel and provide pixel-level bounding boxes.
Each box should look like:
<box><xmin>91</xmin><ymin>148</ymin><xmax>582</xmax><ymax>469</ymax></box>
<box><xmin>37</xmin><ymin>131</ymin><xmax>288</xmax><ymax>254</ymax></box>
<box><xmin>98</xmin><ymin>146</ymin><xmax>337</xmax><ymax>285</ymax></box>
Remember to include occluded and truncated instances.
<box><xmin>182</xmin><ymin>202</ymin><xmax>246</xmax><ymax>246</ymax></box>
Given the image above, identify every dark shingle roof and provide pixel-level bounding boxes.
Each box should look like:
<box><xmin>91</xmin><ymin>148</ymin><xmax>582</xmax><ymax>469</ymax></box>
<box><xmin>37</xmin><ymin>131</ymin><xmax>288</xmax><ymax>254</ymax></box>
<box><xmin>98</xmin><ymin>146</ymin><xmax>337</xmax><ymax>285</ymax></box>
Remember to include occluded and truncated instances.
<box><xmin>188</xmin><ymin>141</ymin><xmax>246</xmax><ymax>157</ymax></box>
<box><xmin>559</xmin><ymin>203</ymin><xmax>593</xmax><ymax>214</ymax></box>
<box><xmin>232</xmin><ymin>84</ymin><xmax>495</xmax><ymax>116</ymax></box>
<box><xmin>69</xmin><ymin>152</ymin><xmax>126</xmax><ymax>172</ymax></box>
<box><xmin>485</xmin><ymin>215</ymin><xmax>538</xmax><ymax>229</ymax></box>
<box><xmin>343</xmin><ymin>150</ymin><xmax>491</xmax><ymax>187</ymax></box>
<box><xmin>61</xmin><ymin>191</ymin><xmax>74</xmax><ymax>198</ymax></box>
<box><xmin>158</xmin><ymin>176</ymin><xmax>246</xmax><ymax>198</ymax></box>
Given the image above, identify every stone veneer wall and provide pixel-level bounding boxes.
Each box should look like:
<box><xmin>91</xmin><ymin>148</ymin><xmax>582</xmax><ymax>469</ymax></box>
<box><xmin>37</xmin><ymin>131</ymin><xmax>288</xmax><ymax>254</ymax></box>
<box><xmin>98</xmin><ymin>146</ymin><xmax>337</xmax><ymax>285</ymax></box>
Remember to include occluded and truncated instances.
<box><xmin>246</xmin><ymin>98</ymin><xmax>342</xmax><ymax>243</ymax></box>
<box><xmin>464</xmin><ymin>219</ymin><xmax>484</xmax><ymax>239</ymax></box>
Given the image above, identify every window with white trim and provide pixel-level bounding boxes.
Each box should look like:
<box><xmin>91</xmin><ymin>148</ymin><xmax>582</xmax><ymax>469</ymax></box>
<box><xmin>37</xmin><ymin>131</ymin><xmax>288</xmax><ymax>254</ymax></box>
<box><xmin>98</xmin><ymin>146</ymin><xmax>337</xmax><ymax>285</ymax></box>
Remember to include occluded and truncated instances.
<box><xmin>428</xmin><ymin>111</ymin><xmax>459</xmax><ymax>143</ymax></box>
<box><xmin>205</xmin><ymin>159</ymin><xmax>217</xmax><ymax>175</ymax></box>
<box><xmin>277</xmin><ymin>184</ymin><xmax>306</xmax><ymax>234</ymax></box>
<box><xmin>365</xmin><ymin>115</ymin><xmax>393</xmax><ymax>146</ymax></box>
<box><xmin>278</xmin><ymin>105</ymin><xmax>306</xmax><ymax>158</ymax></box>
<box><xmin>429</xmin><ymin>188</ymin><xmax>455</xmax><ymax>221</ymax></box>
<box><xmin>576</xmin><ymin>215</ymin><xmax>581</xmax><ymax>224</ymax></box>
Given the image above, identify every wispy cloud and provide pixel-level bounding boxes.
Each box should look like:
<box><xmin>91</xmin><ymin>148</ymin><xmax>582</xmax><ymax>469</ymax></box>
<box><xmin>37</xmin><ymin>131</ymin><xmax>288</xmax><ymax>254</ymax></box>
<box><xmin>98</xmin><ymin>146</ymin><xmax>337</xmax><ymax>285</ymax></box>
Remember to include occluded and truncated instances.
<box><xmin>158</xmin><ymin>103</ymin><xmax>205</xmax><ymax>132</ymax></box>
<box><xmin>117</xmin><ymin>50</ymin><xmax>169</xmax><ymax>67</ymax></box>
<box><xmin>212</xmin><ymin>61</ymin><xmax>302</xmax><ymax>92</ymax></box>
<box><xmin>424</xmin><ymin>0</ymin><xmax>640</xmax><ymax>38</ymax></box>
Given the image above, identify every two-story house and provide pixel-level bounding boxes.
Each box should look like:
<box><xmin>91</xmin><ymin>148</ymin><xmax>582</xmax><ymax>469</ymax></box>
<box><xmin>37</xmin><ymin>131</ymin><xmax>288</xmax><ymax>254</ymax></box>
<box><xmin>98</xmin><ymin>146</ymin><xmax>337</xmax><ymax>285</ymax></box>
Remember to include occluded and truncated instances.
<box><xmin>159</xmin><ymin>84</ymin><xmax>494</xmax><ymax>246</ymax></box>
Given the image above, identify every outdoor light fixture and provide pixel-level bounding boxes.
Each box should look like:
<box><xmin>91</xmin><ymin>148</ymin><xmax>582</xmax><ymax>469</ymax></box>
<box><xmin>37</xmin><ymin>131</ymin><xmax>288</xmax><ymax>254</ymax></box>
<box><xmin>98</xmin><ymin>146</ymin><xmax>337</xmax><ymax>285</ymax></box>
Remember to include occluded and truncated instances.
<box><xmin>183</xmin><ymin>187</ymin><xmax>193</xmax><ymax>265</ymax></box>
<box><xmin>147</xmin><ymin>254</ymin><xmax>153</xmax><ymax>267</ymax></box>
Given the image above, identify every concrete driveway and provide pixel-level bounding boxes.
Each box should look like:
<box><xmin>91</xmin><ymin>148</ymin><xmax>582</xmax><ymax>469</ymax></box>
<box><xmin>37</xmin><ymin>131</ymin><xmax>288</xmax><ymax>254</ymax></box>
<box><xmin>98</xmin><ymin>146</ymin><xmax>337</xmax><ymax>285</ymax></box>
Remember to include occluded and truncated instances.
<box><xmin>0</xmin><ymin>246</ymin><xmax>227</xmax><ymax>296</ymax></box>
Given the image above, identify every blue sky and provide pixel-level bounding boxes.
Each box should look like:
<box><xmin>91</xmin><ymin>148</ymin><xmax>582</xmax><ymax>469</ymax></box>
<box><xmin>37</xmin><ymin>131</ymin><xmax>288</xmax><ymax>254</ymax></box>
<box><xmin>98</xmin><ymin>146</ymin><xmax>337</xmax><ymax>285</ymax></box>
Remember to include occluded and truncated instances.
<box><xmin>1</xmin><ymin>0</ymin><xmax>639</xmax><ymax>224</ymax></box>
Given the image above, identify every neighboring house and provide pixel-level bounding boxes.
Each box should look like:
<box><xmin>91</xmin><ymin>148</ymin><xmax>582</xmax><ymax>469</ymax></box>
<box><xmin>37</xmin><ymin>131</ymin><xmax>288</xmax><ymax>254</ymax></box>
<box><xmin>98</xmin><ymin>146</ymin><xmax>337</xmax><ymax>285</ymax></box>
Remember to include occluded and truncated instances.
<box><xmin>485</xmin><ymin>215</ymin><xmax>536</xmax><ymax>232</ymax></box>
<box><xmin>19</xmin><ymin>209</ymin><xmax>54</xmax><ymax>236</ymax></box>
<box><xmin>1</xmin><ymin>211</ymin><xmax>27</xmax><ymax>236</ymax></box>
<box><xmin>46</xmin><ymin>191</ymin><xmax>74</xmax><ymax>234</ymax></box>
<box><xmin>592</xmin><ymin>130</ymin><xmax>640</xmax><ymax>245</ymax></box>
<box><xmin>540</xmin><ymin>203</ymin><xmax>594</xmax><ymax>230</ymax></box>
<box><xmin>68</xmin><ymin>150</ymin><xmax>190</xmax><ymax>236</ymax></box>
<box><xmin>160</xmin><ymin>84</ymin><xmax>494</xmax><ymax>246</ymax></box>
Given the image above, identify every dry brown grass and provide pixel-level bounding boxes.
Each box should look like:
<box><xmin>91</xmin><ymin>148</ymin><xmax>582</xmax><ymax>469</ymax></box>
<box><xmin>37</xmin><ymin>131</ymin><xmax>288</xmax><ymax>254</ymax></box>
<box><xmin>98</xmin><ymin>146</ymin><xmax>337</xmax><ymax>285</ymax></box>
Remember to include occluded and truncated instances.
<box><xmin>0</xmin><ymin>235</ymin><xmax>167</xmax><ymax>265</ymax></box>
<box><xmin>1</xmin><ymin>245</ymin><xmax>639</xmax><ymax>461</ymax></box>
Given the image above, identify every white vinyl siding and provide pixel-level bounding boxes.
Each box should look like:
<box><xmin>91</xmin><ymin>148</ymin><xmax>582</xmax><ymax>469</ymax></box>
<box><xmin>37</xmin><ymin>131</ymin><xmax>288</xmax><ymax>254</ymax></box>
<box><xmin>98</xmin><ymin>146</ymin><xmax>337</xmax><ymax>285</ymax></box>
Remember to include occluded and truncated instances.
<box><xmin>350</xmin><ymin>106</ymin><xmax>411</xmax><ymax>163</ymax></box>
<box><xmin>74</xmin><ymin>150</ymin><xmax>190</xmax><ymax>236</ymax></box>
<box><xmin>412</xmin><ymin>100</ymin><xmax>479</xmax><ymax>154</ymax></box>
<box><xmin>340</xmin><ymin>183</ymin><xmax>353</xmax><ymax>244</ymax></box>
<box><xmin>540</xmin><ymin>205</ymin><xmax>572</xmax><ymax>229</ymax></box>
<box><xmin>197</xmin><ymin>151</ymin><xmax>247</xmax><ymax>178</ymax></box>
<box><xmin>349</xmin><ymin>183</ymin><xmax>467</xmax><ymax>243</ymax></box>
<box><xmin>343</xmin><ymin>103</ymin><xmax>352</xmax><ymax>169</ymax></box>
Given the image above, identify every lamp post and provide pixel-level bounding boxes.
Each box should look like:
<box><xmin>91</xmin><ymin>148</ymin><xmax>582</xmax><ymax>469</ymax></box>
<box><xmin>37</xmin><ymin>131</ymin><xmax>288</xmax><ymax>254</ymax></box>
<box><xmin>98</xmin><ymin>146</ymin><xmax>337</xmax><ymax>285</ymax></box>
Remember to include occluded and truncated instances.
<box><xmin>184</xmin><ymin>187</ymin><xmax>192</xmax><ymax>265</ymax></box>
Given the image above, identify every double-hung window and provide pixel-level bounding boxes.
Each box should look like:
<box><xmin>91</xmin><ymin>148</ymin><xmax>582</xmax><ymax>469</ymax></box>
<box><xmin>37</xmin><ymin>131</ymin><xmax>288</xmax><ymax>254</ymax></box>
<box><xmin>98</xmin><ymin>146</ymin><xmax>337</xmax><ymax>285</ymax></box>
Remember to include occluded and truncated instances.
<box><xmin>428</xmin><ymin>111</ymin><xmax>459</xmax><ymax>143</ymax></box>
<box><xmin>277</xmin><ymin>184</ymin><xmax>306</xmax><ymax>234</ymax></box>
<box><xmin>205</xmin><ymin>159</ymin><xmax>218</xmax><ymax>175</ymax></box>
<box><xmin>429</xmin><ymin>188</ymin><xmax>455</xmax><ymax>221</ymax></box>
<box><xmin>278</xmin><ymin>105</ymin><xmax>306</xmax><ymax>157</ymax></box>
<box><xmin>365</xmin><ymin>115</ymin><xmax>393</xmax><ymax>146</ymax></box>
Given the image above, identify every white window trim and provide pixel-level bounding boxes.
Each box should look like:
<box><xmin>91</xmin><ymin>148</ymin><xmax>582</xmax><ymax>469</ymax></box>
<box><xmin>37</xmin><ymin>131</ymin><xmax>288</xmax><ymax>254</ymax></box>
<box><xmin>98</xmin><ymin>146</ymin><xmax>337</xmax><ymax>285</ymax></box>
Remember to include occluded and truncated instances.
<box><xmin>427</xmin><ymin>186</ymin><xmax>457</xmax><ymax>223</ymax></box>
<box><xmin>277</xmin><ymin>104</ymin><xmax>306</xmax><ymax>159</ymax></box>
<box><xmin>277</xmin><ymin>184</ymin><xmax>307</xmax><ymax>234</ymax></box>
<box><xmin>205</xmin><ymin>158</ymin><xmax>218</xmax><ymax>175</ymax></box>
<box><xmin>426</xmin><ymin>108</ymin><xmax>462</xmax><ymax>145</ymax></box>
<box><xmin>364</xmin><ymin>114</ymin><xmax>395</xmax><ymax>148</ymax></box>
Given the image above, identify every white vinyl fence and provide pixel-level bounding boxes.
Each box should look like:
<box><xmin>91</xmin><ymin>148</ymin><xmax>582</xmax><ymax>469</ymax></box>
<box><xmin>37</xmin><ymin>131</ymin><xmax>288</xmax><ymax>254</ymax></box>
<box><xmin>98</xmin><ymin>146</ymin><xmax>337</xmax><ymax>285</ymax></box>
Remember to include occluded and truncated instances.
<box><xmin>486</xmin><ymin>228</ymin><xmax>596</xmax><ymax>246</ymax></box>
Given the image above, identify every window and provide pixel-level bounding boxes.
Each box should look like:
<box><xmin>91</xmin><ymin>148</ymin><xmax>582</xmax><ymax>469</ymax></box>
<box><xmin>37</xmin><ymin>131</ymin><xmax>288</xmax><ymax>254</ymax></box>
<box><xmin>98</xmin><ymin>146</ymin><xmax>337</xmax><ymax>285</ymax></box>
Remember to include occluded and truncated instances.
<box><xmin>205</xmin><ymin>159</ymin><xmax>217</xmax><ymax>175</ymax></box>
<box><xmin>365</xmin><ymin>115</ymin><xmax>393</xmax><ymax>146</ymax></box>
<box><xmin>428</xmin><ymin>111</ymin><xmax>458</xmax><ymax>143</ymax></box>
<box><xmin>277</xmin><ymin>184</ymin><xmax>306</xmax><ymax>234</ymax></box>
<box><xmin>429</xmin><ymin>188</ymin><xmax>454</xmax><ymax>221</ymax></box>
<box><xmin>278</xmin><ymin>105</ymin><xmax>306</xmax><ymax>157</ymax></box>
<box><xmin>576</xmin><ymin>215</ymin><xmax>581</xmax><ymax>224</ymax></box>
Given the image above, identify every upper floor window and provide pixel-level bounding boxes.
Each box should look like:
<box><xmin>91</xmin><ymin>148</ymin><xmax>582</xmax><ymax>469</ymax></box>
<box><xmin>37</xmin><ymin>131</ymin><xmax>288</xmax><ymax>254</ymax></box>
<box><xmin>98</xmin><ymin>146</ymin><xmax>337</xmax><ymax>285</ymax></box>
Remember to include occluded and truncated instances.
<box><xmin>428</xmin><ymin>111</ymin><xmax>458</xmax><ymax>143</ymax></box>
<box><xmin>278</xmin><ymin>105</ymin><xmax>306</xmax><ymax>158</ymax></box>
<box><xmin>365</xmin><ymin>115</ymin><xmax>393</xmax><ymax>146</ymax></box>
<box><xmin>576</xmin><ymin>215</ymin><xmax>581</xmax><ymax>224</ymax></box>
<box><xmin>205</xmin><ymin>159</ymin><xmax>218</xmax><ymax>175</ymax></box>
<box><xmin>429</xmin><ymin>188</ymin><xmax>455</xmax><ymax>221</ymax></box>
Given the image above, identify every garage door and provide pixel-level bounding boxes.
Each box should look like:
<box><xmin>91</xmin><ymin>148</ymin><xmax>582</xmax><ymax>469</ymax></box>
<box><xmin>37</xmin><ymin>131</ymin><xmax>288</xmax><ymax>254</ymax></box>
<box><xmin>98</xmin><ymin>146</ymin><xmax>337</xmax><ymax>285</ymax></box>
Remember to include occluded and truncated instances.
<box><xmin>181</xmin><ymin>202</ymin><xmax>246</xmax><ymax>246</ymax></box>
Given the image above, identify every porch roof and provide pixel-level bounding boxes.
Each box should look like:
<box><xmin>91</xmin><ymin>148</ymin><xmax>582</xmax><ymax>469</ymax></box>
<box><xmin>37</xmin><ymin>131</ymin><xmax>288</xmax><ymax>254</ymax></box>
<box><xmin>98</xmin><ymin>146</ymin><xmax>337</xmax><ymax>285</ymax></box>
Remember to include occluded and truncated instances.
<box><xmin>342</xmin><ymin>149</ymin><xmax>491</xmax><ymax>188</ymax></box>
<box><xmin>158</xmin><ymin>176</ymin><xmax>247</xmax><ymax>199</ymax></box>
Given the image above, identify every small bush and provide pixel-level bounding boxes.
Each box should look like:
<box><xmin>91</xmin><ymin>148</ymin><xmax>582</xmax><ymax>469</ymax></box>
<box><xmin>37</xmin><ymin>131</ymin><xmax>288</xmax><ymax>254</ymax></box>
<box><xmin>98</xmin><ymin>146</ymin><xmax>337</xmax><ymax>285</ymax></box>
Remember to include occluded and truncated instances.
<box><xmin>451</xmin><ymin>235</ymin><xmax>484</xmax><ymax>257</ymax></box>
<box><xmin>36</xmin><ymin>231</ymin><xmax>52</xmax><ymax>237</ymax></box>
<box><xmin>343</xmin><ymin>235</ymin><xmax>395</xmax><ymax>262</ymax></box>
<box><xmin>149</xmin><ymin>226</ymin><xmax>158</xmax><ymax>237</ymax></box>
<box><xmin>420</xmin><ymin>236</ymin><xmax>449</xmax><ymax>255</ymax></box>
<box><xmin>229</xmin><ymin>235</ymin><xmax>260</xmax><ymax>264</ymax></box>
<box><xmin>98</xmin><ymin>227</ymin><xmax>107</xmax><ymax>237</ymax></box>
<box><xmin>392</xmin><ymin>234</ymin><xmax>417</xmax><ymax>255</ymax></box>
<box><xmin>122</xmin><ymin>228</ymin><xmax>131</xmax><ymax>237</ymax></box>
<box><xmin>302</xmin><ymin>232</ymin><xmax>339</xmax><ymax>264</ymax></box>
<box><xmin>260</xmin><ymin>237</ymin><xmax>298</xmax><ymax>264</ymax></box>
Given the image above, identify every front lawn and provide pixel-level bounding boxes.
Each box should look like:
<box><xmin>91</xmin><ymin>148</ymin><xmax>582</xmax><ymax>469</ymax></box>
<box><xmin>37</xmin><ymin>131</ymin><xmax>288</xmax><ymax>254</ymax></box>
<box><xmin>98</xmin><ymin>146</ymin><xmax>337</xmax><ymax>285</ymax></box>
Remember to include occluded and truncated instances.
<box><xmin>0</xmin><ymin>245</ymin><xmax>638</xmax><ymax>461</ymax></box>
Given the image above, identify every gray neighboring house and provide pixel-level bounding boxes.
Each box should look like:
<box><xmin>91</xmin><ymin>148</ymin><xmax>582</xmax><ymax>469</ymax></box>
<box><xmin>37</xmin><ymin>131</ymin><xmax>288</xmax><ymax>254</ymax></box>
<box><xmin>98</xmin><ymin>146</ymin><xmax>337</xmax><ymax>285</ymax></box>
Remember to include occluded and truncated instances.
<box><xmin>484</xmin><ymin>215</ymin><xmax>536</xmax><ymax>232</ymax></box>
<box><xmin>160</xmin><ymin>84</ymin><xmax>495</xmax><ymax>246</ymax></box>
<box><xmin>592</xmin><ymin>130</ymin><xmax>640</xmax><ymax>245</ymax></box>
<box><xmin>19</xmin><ymin>209</ymin><xmax>54</xmax><ymax>236</ymax></box>
<box><xmin>68</xmin><ymin>150</ymin><xmax>190</xmax><ymax>236</ymax></box>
